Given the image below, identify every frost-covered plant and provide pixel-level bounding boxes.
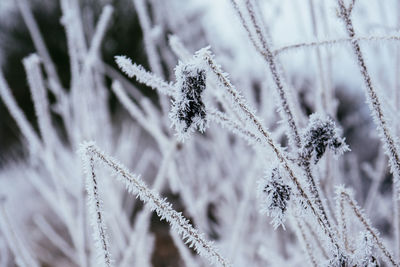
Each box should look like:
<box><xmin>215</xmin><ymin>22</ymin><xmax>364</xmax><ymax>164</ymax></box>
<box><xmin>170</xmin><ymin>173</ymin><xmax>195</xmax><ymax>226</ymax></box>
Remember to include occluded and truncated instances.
<box><xmin>300</xmin><ymin>113</ymin><xmax>349</xmax><ymax>164</ymax></box>
<box><xmin>170</xmin><ymin>61</ymin><xmax>208</xmax><ymax>141</ymax></box>
<box><xmin>352</xmin><ymin>232</ymin><xmax>379</xmax><ymax>267</ymax></box>
<box><xmin>79</xmin><ymin>142</ymin><xmax>230</xmax><ymax>267</ymax></box>
<box><xmin>336</xmin><ymin>186</ymin><xmax>397</xmax><ymax>266</ymax></box>
<box><xmin>258</xmin><ymin>166</ymin><xmax>291</xmax><ymax>229</ymax></box>
<box><xmin>2</xmin><ymin>0</ymin><xmax>400</xmax><ymax>266</ymax></box>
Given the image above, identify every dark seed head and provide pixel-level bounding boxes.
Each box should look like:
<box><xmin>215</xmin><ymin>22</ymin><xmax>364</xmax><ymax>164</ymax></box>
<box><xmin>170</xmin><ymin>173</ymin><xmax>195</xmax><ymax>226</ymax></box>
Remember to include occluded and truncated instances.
<box><xmin>259</xmin><ymin>167</ymin><xmax>291</xmax><ymax>229</ymax></box>
<box><xmin>170</xmin><ymin>61</ymin><xmax>208</xmax><ymax>141</ymax></box>
<box><xmin>177</xmin><ymin>67</ymin><xmax>206</xmax><ymax>131</ymax></box>
<box><xmin>301</xmin><ymin>114</ymin><xmax>349</xmax><ymax>164</ymax></box>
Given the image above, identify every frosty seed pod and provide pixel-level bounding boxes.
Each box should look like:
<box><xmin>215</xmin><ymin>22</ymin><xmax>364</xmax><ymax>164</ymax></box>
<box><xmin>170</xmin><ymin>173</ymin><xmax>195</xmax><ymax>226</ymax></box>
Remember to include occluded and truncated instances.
<box><xmin>301</xmin><ymin>113</ymin><xmax>349</xmax><ymax>164</ymax></box>
<box><xmin>170</xmin><ymin>61</ymin><xmax>207</xmax><ymax>141</ymax></box>
<box><xmin>258</xmin><ymin>166</ymin><xmax>291</xmax><ymax>229</ymax></box>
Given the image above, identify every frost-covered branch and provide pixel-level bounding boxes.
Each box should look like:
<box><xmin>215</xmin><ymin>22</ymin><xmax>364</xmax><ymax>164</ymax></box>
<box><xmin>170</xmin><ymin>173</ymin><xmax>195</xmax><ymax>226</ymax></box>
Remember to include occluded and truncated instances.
<box><xmin>16</xmin><ymin>0</ymin><xmax>64</xmax><ymax>99</ymax></box>
<box><xmin>23</xmin><ymin>54</ymin><xmax>57</xmax><ymax>148</ymax></box>
<box><xmin>115</xmin><ymin>56</ymin><xmax>175</xmax><ymax>96</ymax></box>
<box><xmin>132</xmin><ymin>0</ymin><xmax>163</xmax><ymax>76</ymax></box>
<box><xmin>79</xmin><ymin>142</ymin><xmax>231</xmax><ymax>267</ymax></box>
<box><xmin>230</xmin><ymin>0</ymin><xmax>301</xmax><ymax>149</ymax></box>
<box><xmin>111</xmin><ymin>80</ymin><xmax>168</xmax><ymax>147</ymax></box>
<box><xmin>336</xmin><ymin>186</ymin><xmax>398</xmax><ymax>266</ymax></box>
<box><xmin>273</xmin><ymin>35</ymin><xmax>400</xmax><ymax>55</ymax></box>
<box><xmin>0</xmin><ymin>197</ymin><xmax>39</xmax><ymax>267</ymax></box>
<box><xmin>197</xmin><ymin>48</ymin><xmax>341</xmax><ymax>250</ymax></box>
<box><xmin>80</xmin><ymin>152</ymin><xmax>113</xmax><ymax>267</ymax></box>
<box><xmin>0</xmin><ymin>70</ymin><xmax>42</xmax><ymax>153</ymax></box>
<box><xmin>337</xmin><ymin>0</ymin><xmax>400</xmax><ymax>189</ymax></box>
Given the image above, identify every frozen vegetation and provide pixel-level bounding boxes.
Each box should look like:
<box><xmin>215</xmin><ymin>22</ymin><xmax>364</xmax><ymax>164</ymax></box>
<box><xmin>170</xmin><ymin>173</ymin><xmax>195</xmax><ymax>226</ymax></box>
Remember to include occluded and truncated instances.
<box><xmin>1</xmin><ymin>0</ymin><xmax>400</xmax><ymax>266</ymax></box>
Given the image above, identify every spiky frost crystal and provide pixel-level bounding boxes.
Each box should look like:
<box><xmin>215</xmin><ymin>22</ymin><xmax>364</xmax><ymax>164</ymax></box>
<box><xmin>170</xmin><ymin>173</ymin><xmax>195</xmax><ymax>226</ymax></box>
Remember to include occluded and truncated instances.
<box><xmin>301</xmin><ymin>113</ymin><xmax>349</xmax><ymax>164</ymax></box>
<box><xmin>170</xmin><ymin>61</ymin><xmax>207</xmax><ymax>141</ymax></box>
<box><xmin>258</xmin><ymin>167</ymin><xmax>291</xmax><ymax>229</ymax></box>
<box><xmin>352</xmin><ymin>232</ymin><xmax>380</xmax><ymax>267</ymax></box>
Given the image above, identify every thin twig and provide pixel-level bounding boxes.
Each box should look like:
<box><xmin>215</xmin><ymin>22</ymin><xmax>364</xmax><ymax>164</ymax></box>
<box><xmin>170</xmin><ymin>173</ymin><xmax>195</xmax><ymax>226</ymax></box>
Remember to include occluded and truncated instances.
<box><xmin>201</xmin><ymin>49</ymin><xmax>339</xmax><ymax>250</ymax></box>
<box><xmin>337</xmin><ymin>0</ymin><xmax>400</xmax><ymax>220</ymax></box>
<box><xmin>79</xmin><ymin>142</ymin><xmax>231</xmax><ymax>267</ymax></box>
<box><xmin>273</xmin><ymin>35</ymin><xmax>400</xmax><ymax>55</ymax></box>
<box><xmin>337</xmin><ymin>188</ymin><xmax>398</xmax><ymax>266</ymax></box>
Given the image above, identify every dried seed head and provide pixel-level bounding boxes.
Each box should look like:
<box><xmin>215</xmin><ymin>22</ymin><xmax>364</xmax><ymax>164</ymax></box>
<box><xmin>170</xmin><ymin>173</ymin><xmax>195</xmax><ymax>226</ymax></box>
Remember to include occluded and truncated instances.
<box><xmin>170</xmin><ymin>61</ymin><xmax>208</xmax><ymax>141</ymax></box>
<box><xmin>301</xmin><ymin>113</ymin><xmax>349</xmax><ymax>164</ymax></box>
<box><xmin>258</xmin><ymin>166</ymin><xmax>291</xmax><ymax>229</ymax></box>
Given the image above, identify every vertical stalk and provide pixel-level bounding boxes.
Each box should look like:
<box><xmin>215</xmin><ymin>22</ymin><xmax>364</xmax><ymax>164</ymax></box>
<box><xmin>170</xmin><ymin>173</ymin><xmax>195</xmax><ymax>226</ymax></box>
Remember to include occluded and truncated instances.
<box><xmin>337</xmin><ymin>3</ymin><xmax>400</xmax><ymax>262</ymax></box>
<box><xmin>230</xmin><ymin>0</ymin><xmax>334</xmax><ymax>236</ymax></box>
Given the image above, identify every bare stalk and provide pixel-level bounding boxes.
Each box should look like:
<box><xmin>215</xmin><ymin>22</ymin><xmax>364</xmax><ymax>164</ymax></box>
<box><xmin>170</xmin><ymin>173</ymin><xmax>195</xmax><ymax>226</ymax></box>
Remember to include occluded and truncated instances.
<box><xmin>304</xmin><ymin>220</ymin><xmax>329</xmax><ymax>259</ymax></box>
<box><xmin>293</xmin><ymin>216</ymin><xmax>318</xmax><ymax>267</ymax></box>
<box><xmin>23</xmin><ymin>54</ymin><xmax>57</xmax><ymax>148</ymax></box>
<box><xmin>0</xmin><ymin>197</ymin><xmax>39</xmax><ymax>267</ymax></box>
<box><xmin>273</xmin><ymin>35</ymin><xmax>400</xmax><ymax>55</ymax></box>
<box><xmin>201</xmin><ymin>51</ymin><xmax>339</xmax><ymax>250</ymax></box>
<box><xmin>16</xmin><ymin>0</ymin><xmax>64</xmax><ymax>99</ymax></box>
<box><xmin>337</xmin><ymin>189</ymin><xmax>350</xmax><ymax>252</ymax></box>
<box><xmin>307</xmin><ymin>0</ymin><xmax>328</xmax><ymax>112</ymax></box>
<box><xmin>111</xmin><ymin>81</ymin><xmax>169</xmax><ymax>148</ymax></box>
<box><xmin>232</xmin><ymin>0</ymin><xmax>333</xmax><ymax>235</ymax></box>
<box><xmin>231</xmin><ymin>0</ymin><xmax>301</xmax><ymax>149</ymax></box>
<box><xmin>337</xmin><ymin>4</ymin><xmax>400</xmax><ymax>262</ymax></box>
<box><xmin>0</xmin><ymin>70</ymin><xmax>42</xmax><ymax>153</ymax></box>
<box><xmin>201</xmin><ymin>49</ymin><xmax>340</xmax><ymax>250</ymax></box>
<box><xmin>132</xmin><ymin>0</ymin><xmax>171</xmax><ymax>115</ymax></box>
<box><xmin>208</xmin><ymin>109</ymin><xmax>264</xmax><ymax>148</ymax></box>
<box><xmin>337</xmin><ymin>188</ymin><xmax>398</xmax><ymax>266</ymax></box>
<box><xmin>115</xmin><ymin>56</ymin><xmax>175</xmax><ymax>96</ymax></box>
<box><xmin>337</xmin><ymin>0</ymin><xmax>400</xmax><ymax>186</ymax></box>
<box><xmin>132</xmin><ymin>0</ymin><xmax>163</xmax><ymax>76</ymax></box>
<box><xmin>82</xmin><ymin>155</ymin><xmax>113</xmax><ymax>267</ymax></box>
<box><xmin>79</xmin><ymin>142</ymin><xmax>231</xmax><ymax>267</ymax></box>
<box><xmin>33</xmin><ymin>215</ymin><xmax>78</xmax><ymax>265</ymax></box>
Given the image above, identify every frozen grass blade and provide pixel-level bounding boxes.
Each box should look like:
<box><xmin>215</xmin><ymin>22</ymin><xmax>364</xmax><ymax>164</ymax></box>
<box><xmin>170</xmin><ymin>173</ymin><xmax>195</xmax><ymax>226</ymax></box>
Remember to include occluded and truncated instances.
<box><xmin>199</xmin><ymin>48</ymin><xmax>340</xmax><ymax>250</ymax></box>
<box><xmin>0</xmin><ymin>197</ymin><xmax>39</xmax><ymax>267</ymax></box>
<box><xmin>0</xmin><ymin>70</ymin><xmax>42</xmax><ymax>153</ymax></box>
<box><xmin>115</xmin><ymin>56</ymin><xmax>175</xmax><ymax>96</ymax></box>
<box><xmin>132</xmin><ymin>0</ymin><xmax>163</xmax><ymax>76</ymax></box>
<box><xmin>80</xmin><ymin>148</ymin><xmax>113</xmax><ymax>267</ymax></box>
<box><xmin>336</xmin><ymin>186</ymin><xmax>398</xmax><ymax>266</ymax></box>
<box><xmin>16</xmin><ymin>0</ymin><xmax>64</xmax><ymax>98</ymax></box>
<box><xmin>79</xmin><ymin>141</ymin><xmax>231</xmax><ymax>267</ymax></box>
<box><xmin>273</xmin><ymin>35</ymin><xmax>400</xmax><ymax>55</ymax></box>
<box><xmin>336</xmin><ymin>0</ymin><xmax>400</xmax><ymax>188</ymax></box>
<box><xmin>23</xmin><ymin>54</ymin><xmax>56</xmax><ymax>148</ymax></box>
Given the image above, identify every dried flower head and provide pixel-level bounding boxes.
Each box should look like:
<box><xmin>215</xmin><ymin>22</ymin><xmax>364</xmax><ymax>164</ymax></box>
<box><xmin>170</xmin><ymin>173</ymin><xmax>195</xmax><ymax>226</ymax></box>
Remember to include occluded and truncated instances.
<box><xmin>258</xmin><ymin>166</ymin><xmax>291</xmax><ymax>229</ymax></box>
<box><xmin>301</xmin><ymin>113</ymin><xmax>349</xmax><ymax>164</ymax></box>
<box><xmin>170</xmin><ymin>61</ymin><xmax>208</xmax><ymax>141</ymax></box>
